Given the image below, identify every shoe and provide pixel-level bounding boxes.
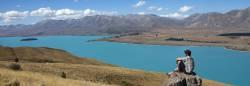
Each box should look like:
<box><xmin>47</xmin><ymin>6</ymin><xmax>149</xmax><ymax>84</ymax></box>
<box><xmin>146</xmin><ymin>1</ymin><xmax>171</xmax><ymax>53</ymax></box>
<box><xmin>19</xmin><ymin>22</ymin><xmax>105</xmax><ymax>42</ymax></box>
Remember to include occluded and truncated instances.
<box><xmin>166</xmin><ymin>72</ymin><xmax>173</xmax><ymax>77</ymax></box>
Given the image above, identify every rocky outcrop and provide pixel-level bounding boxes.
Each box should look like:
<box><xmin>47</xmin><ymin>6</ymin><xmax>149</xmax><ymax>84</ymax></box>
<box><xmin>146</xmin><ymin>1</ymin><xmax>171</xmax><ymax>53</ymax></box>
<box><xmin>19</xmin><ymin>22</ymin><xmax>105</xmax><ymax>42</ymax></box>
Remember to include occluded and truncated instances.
<box><xmin>162</xmin><ymin>72</ymin><xmax>202</xmax><ymax>86</ymax></box>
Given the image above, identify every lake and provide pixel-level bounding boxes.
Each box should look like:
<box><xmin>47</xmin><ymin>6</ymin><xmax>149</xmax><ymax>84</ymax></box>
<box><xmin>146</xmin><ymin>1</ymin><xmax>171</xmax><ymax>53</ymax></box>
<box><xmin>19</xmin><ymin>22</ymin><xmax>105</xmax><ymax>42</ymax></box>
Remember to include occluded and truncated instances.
<box><xmin>0</xmin><ymin>36</ymin><xmax>250</xmax><ymax>86</ymax></box>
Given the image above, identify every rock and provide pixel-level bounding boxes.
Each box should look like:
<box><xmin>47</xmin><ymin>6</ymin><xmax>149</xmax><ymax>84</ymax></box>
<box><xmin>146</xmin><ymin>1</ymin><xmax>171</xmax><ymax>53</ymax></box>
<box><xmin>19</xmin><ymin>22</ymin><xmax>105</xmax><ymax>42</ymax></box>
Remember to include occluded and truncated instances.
<box><xmin>167</xmin><ymin>76</ymin><xmax>187</xmax><ymax>86</ymax></box>
<box><xmin>162</xmin><ymin>72</ymin><xmax>202</xmax><ymax>86</ymax></box>
<box><xmin>185</xmin><ymin>75</ymin><xmax>202</xmax><ymax>86</ymax></box>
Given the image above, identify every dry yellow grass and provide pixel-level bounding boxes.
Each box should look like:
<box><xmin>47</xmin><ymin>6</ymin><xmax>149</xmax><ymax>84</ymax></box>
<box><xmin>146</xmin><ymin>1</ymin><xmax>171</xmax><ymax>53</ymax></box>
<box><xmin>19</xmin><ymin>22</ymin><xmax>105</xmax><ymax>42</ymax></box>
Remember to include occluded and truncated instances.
<box><xmin>0</xmin><ymin>61</ymin><xmax>224</xmax><ymax>86</ymax></box>
<box><xmin>0</xmin><ymin>62</ymin><xmax>166</xmax><ymax>86</ymax></box>
<box><xmin>0</xmin><ymin>68</ymin><xmax>115</xmax><ymax>86</ymax></box>
<box><xmin>0</xmin><ymin>46</ymin><xmax>111</xmax><ymax>66</ymax></box>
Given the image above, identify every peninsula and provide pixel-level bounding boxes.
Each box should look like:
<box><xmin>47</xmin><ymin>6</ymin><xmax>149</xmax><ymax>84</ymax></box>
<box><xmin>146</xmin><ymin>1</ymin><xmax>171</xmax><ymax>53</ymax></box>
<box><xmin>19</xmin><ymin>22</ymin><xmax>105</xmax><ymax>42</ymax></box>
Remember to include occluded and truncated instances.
<box><xmin>97</xmin><ymin>31</ymin><xmax>250</xmax><ymax>51</ymax></box>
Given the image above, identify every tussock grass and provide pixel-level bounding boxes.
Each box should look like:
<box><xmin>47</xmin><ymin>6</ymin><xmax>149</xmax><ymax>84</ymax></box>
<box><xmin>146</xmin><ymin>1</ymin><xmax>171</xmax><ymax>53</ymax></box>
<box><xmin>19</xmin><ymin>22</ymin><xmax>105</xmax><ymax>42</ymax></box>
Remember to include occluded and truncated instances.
<box><xmin>0</xmin><ymin>68</ymin><xmax>115</xmax><ymax>86</ymax></box>
<box><xmin>0</xmin><ymin>62</ymin><xmax>225</xmax><ymax>86</ymax></box>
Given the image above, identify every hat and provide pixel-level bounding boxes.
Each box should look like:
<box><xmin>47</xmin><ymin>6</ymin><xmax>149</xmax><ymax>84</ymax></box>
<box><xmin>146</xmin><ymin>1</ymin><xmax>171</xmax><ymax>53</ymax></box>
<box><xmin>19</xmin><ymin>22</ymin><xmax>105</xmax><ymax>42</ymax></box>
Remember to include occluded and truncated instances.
<box><xmin>184</xmin><ymin>49</ymin><xmax>191</xmax><ymax>56</ymax></box>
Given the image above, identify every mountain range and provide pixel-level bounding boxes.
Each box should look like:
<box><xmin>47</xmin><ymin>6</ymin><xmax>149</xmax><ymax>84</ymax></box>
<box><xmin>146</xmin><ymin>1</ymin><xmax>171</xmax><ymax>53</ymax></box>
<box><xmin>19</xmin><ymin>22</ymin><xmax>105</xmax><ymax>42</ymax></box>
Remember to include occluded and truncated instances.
<box><xmin>0</xmin><ymin>7</ymin><xmax>250</xmax><ymax>36</ymax></box>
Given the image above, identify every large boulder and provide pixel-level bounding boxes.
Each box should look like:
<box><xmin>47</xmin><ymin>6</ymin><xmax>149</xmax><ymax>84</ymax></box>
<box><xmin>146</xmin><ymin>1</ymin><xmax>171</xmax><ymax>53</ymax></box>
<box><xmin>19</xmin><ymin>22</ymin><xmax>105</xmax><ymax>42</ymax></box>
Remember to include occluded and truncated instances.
<box><xmin>162</xmin><ymin>72</ymin><xmax>202</xmax><ymax>86</ymax></box>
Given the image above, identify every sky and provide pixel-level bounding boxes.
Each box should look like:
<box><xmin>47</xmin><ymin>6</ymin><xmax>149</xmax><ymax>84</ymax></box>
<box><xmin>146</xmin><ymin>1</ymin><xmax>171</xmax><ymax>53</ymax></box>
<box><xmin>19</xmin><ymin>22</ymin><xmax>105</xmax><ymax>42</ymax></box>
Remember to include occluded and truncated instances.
<box><xmin>0</xmin><ymin>0</ymin><xmax>250</xmax><ymax>25</ymax></box>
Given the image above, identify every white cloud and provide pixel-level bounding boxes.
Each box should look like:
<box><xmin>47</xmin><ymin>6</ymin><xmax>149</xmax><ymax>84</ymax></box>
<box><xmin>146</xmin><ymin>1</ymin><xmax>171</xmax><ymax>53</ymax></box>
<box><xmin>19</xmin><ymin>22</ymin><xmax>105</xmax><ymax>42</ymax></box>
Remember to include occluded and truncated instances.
<box><xmin>138</xmin><ymin>12</ymin><xmax>145</xmax><ymax>15</ymax></box>
<box><xmin>0</xmin><ymin>11</ymin><xmax>29</xmax><ymax>22</ymax></box>
<box><xmin>147</xmin><ymin>6</ymin><xmax>164</xmax><ymax>12</ymax></box>
<box><xmin>52</xmin><ymin>9</ymin><xmax>98</xmax><ymax>20</ymax></box>
<box><xmin>83</xmin><ymin>9</ymin><xmax>96</xmax><ymax>16</ymax></box>
<box><xmin>52</xmin><ymin>9</ymin><xmax>82</xmax><ymax>20</ymax></box>
<box><xmin>160</xmin><ymin>12</ymin><xmax>189</xmax><ymax>19</ymax></box>
<box><xmin>56</xmin><ymin>9</ymin><xmax>77</xmax><ymax>16</ymax></box>
<box><xmin>30</xmin><ymin>7</ymin><xmax>55</xmax><ymax>17</ymax></box>
<box><xmin>148</xmin><ymin>6</ymin><xmax>163</xmax><ymax>11</ymax></box>
<box><xmin>133</xmin><ymin>0</ymin><xmax>146</xmax><ymax>8</ymax></box>
<box><xmin>179</xmin><ymin>5</ymin><xmax>192</xmax><ymax>13</ymax></box>
<box><xmin>157</xmin><ymin>8</ymin><xmax>163</xmax><ymax>11</ymax></box>
<box><xmin>159</xmin><ymin>5</ymin><xmax>192</xmax><ymax>19</ymax></box>
<box><xmin>0</xmin><ymin>7</ymin><xmax>118</xmax><ymax>24</ymax></box>
<box><xmin>30</xmin><ymin>8</ymin><xmax>117</xmax><ymax>20</ymax></box>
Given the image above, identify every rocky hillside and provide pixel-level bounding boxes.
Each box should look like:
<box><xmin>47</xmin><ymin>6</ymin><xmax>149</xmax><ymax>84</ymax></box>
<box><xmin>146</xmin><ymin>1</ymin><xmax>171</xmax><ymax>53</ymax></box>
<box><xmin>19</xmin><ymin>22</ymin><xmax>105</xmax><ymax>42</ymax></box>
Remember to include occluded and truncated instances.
<box><xmin>184</xmin><ymin>7</ymin><xmax>250</xmax><ymax>29</ymax></box>
<box><xmin>0</xmin><ymin>46</ymin><xmax>224</xmax><ymax>86</ymax></box>
<box><xmin>0</xmin><ymin>7</ymin><xmax>250</xmax><ymax>36</ymax></box>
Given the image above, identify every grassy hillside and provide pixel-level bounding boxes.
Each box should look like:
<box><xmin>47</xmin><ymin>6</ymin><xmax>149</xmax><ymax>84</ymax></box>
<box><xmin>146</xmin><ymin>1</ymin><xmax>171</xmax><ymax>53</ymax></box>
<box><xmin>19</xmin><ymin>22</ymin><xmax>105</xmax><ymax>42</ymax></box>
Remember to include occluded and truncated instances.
<box><xmin>0</xmin><ymin>46</ymin><xmax>224</xmax><ymax>86</ymax></box>
<box><xmin>0</xmin><ymin>62</ymin><xmax>167</xmax><ymax>86</ymax></box>
<box><xmin>0</xmin><ymin>46</ymin><xmax>111</xmax><ymax>65</ymax></box>
<box><xmin>0</xmin><ymin>68</ymin><xmax>114</xmax><ymax>86</ymax></box>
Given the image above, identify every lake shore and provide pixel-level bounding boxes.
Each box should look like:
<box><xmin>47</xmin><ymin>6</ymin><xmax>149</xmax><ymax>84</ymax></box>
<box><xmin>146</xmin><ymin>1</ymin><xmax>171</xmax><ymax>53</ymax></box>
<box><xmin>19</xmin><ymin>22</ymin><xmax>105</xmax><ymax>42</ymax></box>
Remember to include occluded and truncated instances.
<box><xmin>96</xmin><ymin>32</ymin><xmax>250</xmax><ymax>51</ymax></box>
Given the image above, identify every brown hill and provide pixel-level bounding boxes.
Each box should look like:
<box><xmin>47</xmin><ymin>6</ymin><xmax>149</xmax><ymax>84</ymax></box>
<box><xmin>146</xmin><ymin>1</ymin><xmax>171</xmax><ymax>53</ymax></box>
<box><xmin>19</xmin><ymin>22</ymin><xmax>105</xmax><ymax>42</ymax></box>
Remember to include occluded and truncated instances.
<box><xmin>0</xmin><ymin>46</ymin><xmax>110</xmax><ymax>65</ymax></box>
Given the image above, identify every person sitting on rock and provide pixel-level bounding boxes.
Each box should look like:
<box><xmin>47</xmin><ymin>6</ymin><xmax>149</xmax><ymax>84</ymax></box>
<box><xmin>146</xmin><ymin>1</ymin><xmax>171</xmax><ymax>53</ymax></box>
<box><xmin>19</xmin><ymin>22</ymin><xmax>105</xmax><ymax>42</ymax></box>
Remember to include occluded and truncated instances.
<box><xmin>168</xmin><ymin>49</ymin><xmax>195</xmax><ymax>76</ymax></box>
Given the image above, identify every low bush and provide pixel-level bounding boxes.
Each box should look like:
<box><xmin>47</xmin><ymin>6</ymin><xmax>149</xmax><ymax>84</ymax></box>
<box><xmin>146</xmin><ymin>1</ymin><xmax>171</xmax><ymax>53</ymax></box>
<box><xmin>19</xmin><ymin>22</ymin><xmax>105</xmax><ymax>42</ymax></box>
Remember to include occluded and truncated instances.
<box><xmin>8</xmin><ymin>63</ymin><xmax>21</xmax><ymax>71</ymax></box>
<box><xmin>14</xmin><ymin>58</ymin><xmax>19</xmax><ymax>62</ymax></box>
<box><xmin>61</xmin><ymin>72</ymin><xmax>66</xmax><ymax>78</ymax></box>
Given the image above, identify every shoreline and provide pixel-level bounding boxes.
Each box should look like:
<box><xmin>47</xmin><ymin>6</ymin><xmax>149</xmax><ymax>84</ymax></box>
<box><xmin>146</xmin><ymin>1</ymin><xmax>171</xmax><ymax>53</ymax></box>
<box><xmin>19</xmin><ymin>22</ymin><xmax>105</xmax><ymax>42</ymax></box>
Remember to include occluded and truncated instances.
<box><xmin>96</xmin><ymin>37</ymin><xmax>250</xmax><ymax>52</ymax></box>
<box><xmin>1</xmin><ymin>34</ymin><xmax>249</xmax><ymax>52</ymax></box>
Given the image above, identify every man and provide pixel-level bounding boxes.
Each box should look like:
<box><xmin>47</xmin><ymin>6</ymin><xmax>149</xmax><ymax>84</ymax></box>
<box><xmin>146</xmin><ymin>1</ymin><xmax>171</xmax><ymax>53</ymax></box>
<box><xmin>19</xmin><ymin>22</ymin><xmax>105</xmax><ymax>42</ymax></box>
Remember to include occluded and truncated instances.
<box><xmin>168</xmin><ymin>49</ymin><xmax>195</xmax><ymax>76</ymax></box>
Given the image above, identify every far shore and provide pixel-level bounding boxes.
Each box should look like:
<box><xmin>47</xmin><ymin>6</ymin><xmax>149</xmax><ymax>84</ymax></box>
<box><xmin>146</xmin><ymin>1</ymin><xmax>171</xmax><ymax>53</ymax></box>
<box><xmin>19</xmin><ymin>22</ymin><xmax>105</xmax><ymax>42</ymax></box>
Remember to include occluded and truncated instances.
<box><xmin>95</xmin><ymin>32</ymin><xmax>250</xmax><ymax>52</ymax></box>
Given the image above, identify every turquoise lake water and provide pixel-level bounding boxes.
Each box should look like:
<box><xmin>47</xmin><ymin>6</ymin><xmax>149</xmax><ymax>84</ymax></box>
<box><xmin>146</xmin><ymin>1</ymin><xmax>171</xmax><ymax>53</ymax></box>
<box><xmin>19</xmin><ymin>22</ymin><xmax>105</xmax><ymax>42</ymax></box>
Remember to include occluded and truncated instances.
<box><xmin>0</xmin><ymin>36</ymin><xmax>250</xmax><ymax>86</ymax></box>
